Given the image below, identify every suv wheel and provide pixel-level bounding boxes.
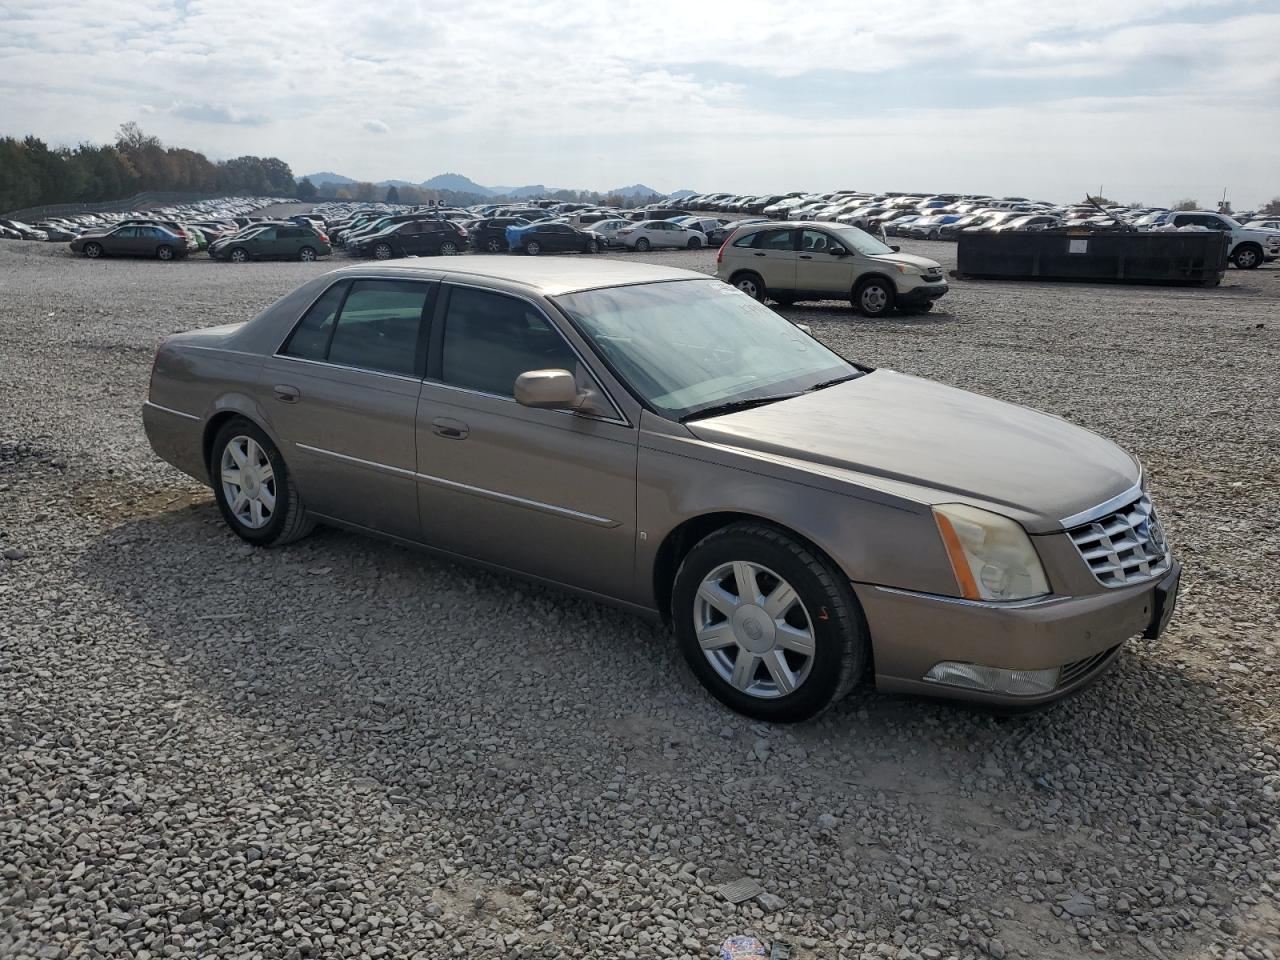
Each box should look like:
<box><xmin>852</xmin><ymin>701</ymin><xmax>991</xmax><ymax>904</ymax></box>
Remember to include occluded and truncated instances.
<box><xmin>672</xmin><ymin>522</ymin><xmax>869</xmax><ymax>722</ymax></box>
<box><xmin>731</xmin><ymin>272</ymin><xmax>766</xmax><ymax>301</ymax></box>
<box><xmin>1232</xmin><ymin>244</ymin><xmax>1262</xmax><ymax>269</ymax></box>
<box><xmin>485</xmin><ymin>237</ymin><xmax>503</xmax><ymax>253</ymax></box>
<box><xmin>854</xmin><ymin>278</ymin><xmax>895</xmax><ymax>317</ymax></box>
<box><xmin>439</xmin><ymin>240</ymin><xmax>459</xmax><ymax>256</ymax></box>
<box><xmin>229</xmin><ymin>247</ymin><xmax>249</xmax><ymax>264</ymax></box>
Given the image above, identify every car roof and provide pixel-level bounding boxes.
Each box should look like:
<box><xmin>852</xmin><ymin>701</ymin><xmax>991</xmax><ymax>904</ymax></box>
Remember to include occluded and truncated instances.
<box><xmin>322</xmin><ymin>257</ymin><xmax>708</xmax><ymax>296</ymax></box>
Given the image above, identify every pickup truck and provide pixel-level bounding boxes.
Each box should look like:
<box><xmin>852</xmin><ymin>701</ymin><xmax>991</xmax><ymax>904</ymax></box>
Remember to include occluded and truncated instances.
<box><xmin>1139</xmin><ymin>211</ymin><xmax>1280</xmax><ymax>269</ymax></box>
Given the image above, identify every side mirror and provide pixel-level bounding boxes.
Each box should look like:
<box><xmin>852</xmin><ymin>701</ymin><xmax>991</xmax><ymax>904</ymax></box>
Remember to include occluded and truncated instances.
<box><xmin>827</xmin><ymin>245</ymin><xmax>847</xmax><ymax>256</ymax></box>
<box><xmin>890</xmin><ymin>244</ymin><xmax>901</xmax><ymax>253</ymax></box>
<box><xmin>515</xmin><ymin>369</ymin><xmax>579</xmax><ymax>409</ymax></box>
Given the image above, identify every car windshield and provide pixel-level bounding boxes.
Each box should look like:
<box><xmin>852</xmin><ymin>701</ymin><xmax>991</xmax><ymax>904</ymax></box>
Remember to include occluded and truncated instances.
<box><xmin>554</xmin><ymin>279</ymin><xmax>855</xmax><ymax>420</ymax></box>
<box><xmin>822</xmin><ymin>225</ymin><xmax>895</xmax><ymax>256</ymax></box>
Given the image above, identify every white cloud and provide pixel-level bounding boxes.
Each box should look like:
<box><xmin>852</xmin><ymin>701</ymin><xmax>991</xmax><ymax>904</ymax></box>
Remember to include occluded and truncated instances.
<box><xmin>0</xmin><ymin>0</ymin><xmax>1276</xmax><ymax>205</ymax></box>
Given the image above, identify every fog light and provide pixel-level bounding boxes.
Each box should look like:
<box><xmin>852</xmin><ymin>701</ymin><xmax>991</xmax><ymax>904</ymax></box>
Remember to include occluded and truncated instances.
<box><xmin>923</xmin><ymin>661</ymin><xmax>1060</xmax><ymax>696</ymax></box>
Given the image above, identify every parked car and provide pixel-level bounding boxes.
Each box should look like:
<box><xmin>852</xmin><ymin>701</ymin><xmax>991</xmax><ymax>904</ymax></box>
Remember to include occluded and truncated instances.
<box><xmin>143</xmin><ymin>258</ymin><xmax>1179</xmax><ymax>721</ymax></box>
<box><xmin>348</xmin><ymin>220</ymin><xmax>467</xmax><ymax>259</ymax></box>
<box><xmin>70</xmin><ymin>225</ymin><xmax>192</xmax><ymax>260</ymax></box>
<box><xmin>209</xmin><ymin>225</ymin><xmax>331</xmax><ymax>263</ymax></box>
<box><xmin>717</xmin><ymin>221</ymin><xmax>947</xmax><ymax>316</ymax></box>
<box><xmin>585</xmin><ymin>219</ymin><xmax>634</xmax><ymax>248</ymax></box>
<box><xmin>1137</xmin><ymin>211</ymin><xmax>1279</xmax><ymax>268</ymax></box>
<box><xmin>678</xmin><ymin>217</ymin><xmax>733</xmax><ymax>244</ymax></box>
<box><xmin>469</xmin><ymin>217</ymin><xmax>528</xmax><ymax>253</ymax></box>
<box><xmin>505</xmin><ymin>222</ymin><xmax>601</xmax><ymax>255</ymax></box>
<box><xmin>0</xmin><ymin>219</ymin><xmax>48</xmax><ymax>241</ymax></box>
<box><xmin>615</xmin><ymin>220</ymin><xmax>706</xmax><ymax>251</ymax></box>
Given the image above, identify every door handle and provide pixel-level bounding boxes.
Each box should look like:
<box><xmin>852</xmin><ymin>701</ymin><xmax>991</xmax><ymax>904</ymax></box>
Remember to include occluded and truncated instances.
<box><xmin>273</xmin><ymin>384</ymin><xmax>300</xmax><ymax>403</ymax></box>
<box><xmin>431</xmin><ymin>417</ymin><xmax>469</xmax><ymax>440</ymax></box>
<box><xmin>799</xmin><ymin>254</ymin><xmax>813</xmax><ymax>259</ymax></box>
<box><xmin>753</xmin><ymin>252</ymin><xmax>766</xmax><ymax>257</ymax></box>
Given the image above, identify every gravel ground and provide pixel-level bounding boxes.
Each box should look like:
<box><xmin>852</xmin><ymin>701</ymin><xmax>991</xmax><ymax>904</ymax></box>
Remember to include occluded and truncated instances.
<box><xmin>1</xmin><ymin>203</ymin><xmax>1278</xmax><ymax>960</ymax></box>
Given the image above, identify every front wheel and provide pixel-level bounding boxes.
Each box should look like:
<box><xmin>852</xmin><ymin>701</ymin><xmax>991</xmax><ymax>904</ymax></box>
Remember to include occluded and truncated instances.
<box><xmin>585</xmin><ymin>238</ymin><xmax>599</xmax><ymax>253</ymax></box>
<box><xmin>84</xmin><ymin>242</ymin><xmax>103</xmax><ymax>259</ymax></box>
<box><xmin>211</xmin><ymin>418</ymin><xmax>314</xmax><ymax>547</ymax></box>
<box><xmin>1232</xmin><ymin>245</ymin><xmax>1262</xmax><ymax>269</ymax></box>
<box><xmin>854</xmin><ymin>278</ymin><xmax>895</xmax><ymax>317</ymax></box>
<box><xmin>524</xmin><ymin>240</ymin><xmax>542</xmax><ymax>255</ymax></box>
<box><xmin>634</xmin><ymin>237</ymin><xmax>651</xmax><ymax>252</ymax></box>
<box><xmin>687</xmin><ymin>236</ymin><xmax>702</xmax><ymax>249</ymax></box>
<box><xmin>672</xmin><ymin>522</ymin><xmax>869</xmax><ymax>722</ymax></box>
<box><xmin>373</xmin><ymin>242</ymin><xmax>394</xmax><ymax>260</ymax></box>
<box><xmin>229</xmin><ymin>247</ymin><xmax>249</xmax><ymax>264</ymax></box>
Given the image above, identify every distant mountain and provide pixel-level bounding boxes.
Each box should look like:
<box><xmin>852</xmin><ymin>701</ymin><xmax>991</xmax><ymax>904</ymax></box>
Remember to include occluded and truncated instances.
<box><xmin>668</xmin><ymin>188</ymin><xmax>697</xmax><ymax>198</ymax></box>
<box><xmin>302</xmin><ymin>171</ymin><xmax>355</xmax><ymax>185</ymax></box>
<box><xmin>375</xmin><ymin>179</ymin><xmax>419</xmax><ymax>189</ymax></box>
<box><xmin>610</xmin><ymin>184</ymin><xmax>662</xmax><ymax>197</ymax></box>
<box><xmin>421</xmin><ymin>172</ymin><xmax>495</xmax><ymax>196</ymax></box>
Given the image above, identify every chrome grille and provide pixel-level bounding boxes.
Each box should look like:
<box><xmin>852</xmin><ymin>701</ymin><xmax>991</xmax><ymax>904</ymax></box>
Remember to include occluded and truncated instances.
<box><xmin>1068</xmin><ymin>492</ymin><xmax>1170</xmax><ymax>587</ymax></box>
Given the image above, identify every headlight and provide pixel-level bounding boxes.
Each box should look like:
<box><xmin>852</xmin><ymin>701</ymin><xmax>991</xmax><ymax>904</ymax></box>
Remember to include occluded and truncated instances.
<box><xmin>933</xmin><ymin>504</ymin><xmax>1049</xmax><ymax>601</ymax></box>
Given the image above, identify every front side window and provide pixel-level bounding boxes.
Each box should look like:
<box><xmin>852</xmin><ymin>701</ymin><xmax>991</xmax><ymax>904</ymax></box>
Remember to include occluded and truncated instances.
<box><xmin>824</xmin><ymin>225</ymin><xmax>895</xmax><ymax>256</ymax></box>
<box><xmin>440</xmin><ymin>287</ymin><xmax>578</xmax><ymax>397</ymax></box>
<box><xmin>555</xmin><ymin>279</ymin><xmax>854</xmax><ymax>420</ymax></box>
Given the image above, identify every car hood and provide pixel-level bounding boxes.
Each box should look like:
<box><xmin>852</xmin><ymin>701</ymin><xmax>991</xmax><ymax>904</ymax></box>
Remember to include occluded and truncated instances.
<box><xmin>685</xmin><ymin>370</ymin><xmax>1139</xmax><ymax>532</ymax></box>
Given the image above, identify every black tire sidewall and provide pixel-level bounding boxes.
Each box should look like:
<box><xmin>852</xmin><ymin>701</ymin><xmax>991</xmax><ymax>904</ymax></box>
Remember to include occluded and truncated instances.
<box><xmin>210</xmin><ymin>419</ymin><xmax>295</xmax><ymax>546</ymax></box>
<box><xmin>85</xmin><ymin>243</ymin><xmax>102</xmax><ymax>258</ymax></box>
<box><xmin>732</xmin><ymin>272</ymin><xmax>766</xmax><ymax>301</ymax></box>
<box><xmin>672</xmin><ymin>526</ymin><xmax>867</xmax><ymax>722</ymax></box>
<box><xmin>855</xmin><ymin>278</ymin><xmax>895</xmax><ymax>316</ymax></box>
<box><xmin>636</xmin><ymin>238</ymin><xmax>650</xmax><ymax>251</ymax></box>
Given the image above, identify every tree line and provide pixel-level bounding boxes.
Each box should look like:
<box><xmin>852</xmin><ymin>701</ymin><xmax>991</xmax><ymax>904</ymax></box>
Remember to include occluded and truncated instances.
<box><xmin>0</xmin><ymin>123</ymin><xmax>296</xmax><ymax>213</ymax></box>
<box><xmin>303</xmin><ymin>179</ymin><xmax>661</xmax><ymax>209</ymax></box>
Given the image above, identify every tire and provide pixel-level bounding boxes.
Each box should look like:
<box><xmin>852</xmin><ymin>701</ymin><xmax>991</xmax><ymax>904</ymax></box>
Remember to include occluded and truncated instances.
<box><xmin>586</xmin><ymin>238</ymin><xmax>600</xmax><ymax>254</ymax></box>
<box><xmin>373</xmin><ymin>242</ymin><xmax>394</xmax><ymax>260</ymax></box>
<box><xmin>687</xmin><ymin>236</ymin><xmax>702</xmax><ymax>249</ymax></box>
<box><xmin>731</xmin><ymin>272</ymin><xmax>766</xmax><ymax>301</ymax></box>
<box><xmin>854</xmin><ymin>277</ymin><xmax>895</xmax><ymax>317</ymax></box>
<box><xmin>484</xmin><ymin>237</ymin><xmax>503</xmax><ymax>253</ymax></box>
<box><xmin>210</xmin><ymin>418</ymin><xmax>314</xmax><ymax>547</ymax></box>
<box><xmin>156</xmin><ymin>245</ymin><xmax>174</xmax><ymax>261</ymax></box>
<box><xmin>928</xmin><ymin>229</ymin><xmax>941</xmax><ymax>241</ymax></box>
<box><xmin>298</xmin><ymin>246</ymin><xmax>317</xmax><ymax>262</ymax></box>
<box><xmin>672</xmin><ymin>522</ymin><xmax>869</xmax><ymax>722</ymax></box>
<box><xmin>229</xmin><ymin>247</ymin><xmax>249</xmax><ymax>264</ymax></box>
<box><xmin>84</xmin><ymin>242</ymin><xmax>102</xmax><ymax>259</ymax></box>
<box><xmin>439</xmin><ymin>240</ymin><xmax>459</xmax><ymax>256</ymax></box>
<box><xmin>525</xmin><ymin>240</ymin><xmax>542</xmax><ymax>255</ymax></box>
<box><xmin>634</xmin><ymin>237</ymin><xmax>651</xmax><ymax>252</ymax></box>
<box><xmin>1232</xmin><ymin>244</ymin><xmax>1262</xmax><ymax>269</ymax></box>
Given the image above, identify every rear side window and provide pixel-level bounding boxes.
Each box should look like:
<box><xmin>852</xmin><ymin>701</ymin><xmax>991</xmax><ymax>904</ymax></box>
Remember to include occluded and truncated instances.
<box><xmin>282</xmin><ymin>283</ymin><xmax>347</xmax><ymax>361</ymax></box>
<box><xmin>327</xmin><ymin>281</ymin><xmax>431</xmax><ymax>376</ymax></box>
<box><xmin>747</xmin><ymin>229</ymin><xmax>795</xmax><ymax>250</ymax></box>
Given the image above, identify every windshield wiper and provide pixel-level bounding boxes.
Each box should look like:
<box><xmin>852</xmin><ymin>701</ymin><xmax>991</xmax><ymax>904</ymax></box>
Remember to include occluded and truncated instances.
<box><xmin>681</xmin><ymin>393</ymin><xmax>801</xmax><ymax>423</ymax></box>
<box><xmin>806</xmin><ymin>372</ymin><xmax>861</xmax><ymax>392</ymax></box>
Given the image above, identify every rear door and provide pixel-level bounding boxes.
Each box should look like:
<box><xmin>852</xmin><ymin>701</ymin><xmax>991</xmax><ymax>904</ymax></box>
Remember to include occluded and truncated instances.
<box><xmin>252</xmin><ymin>227</ymin><xmax>278</xmax><ymax>259</ymax></box>
<box><xmin>739</xmin><ymin>227</ymin><xmax>797</xmax><ymax>291</ymax></box>
<box><xmin>258</xmin><ymin>278</ymin><xmax>432</xmax><ymax>539</ymax></box>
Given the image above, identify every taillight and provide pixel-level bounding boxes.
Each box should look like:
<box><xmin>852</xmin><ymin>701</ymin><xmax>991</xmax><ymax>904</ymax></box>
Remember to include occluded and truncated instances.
<box><xmin>148</xmin><ymin>338</ymin><xmax>167</xmax><ymax>395</ymax></box>
<box><xmin>716</xmin><ymin>234</ymin><xmax>732</xmax><ymax>264</ymax></box>
<box><xmin>319</xmin><ymin>233</ymin><xmax>329</xmax><ymax>242</ymax></box>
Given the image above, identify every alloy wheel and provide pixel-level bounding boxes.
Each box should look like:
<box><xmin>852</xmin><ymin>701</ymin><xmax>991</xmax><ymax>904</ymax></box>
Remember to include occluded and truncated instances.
<box><xmin>440</xmin><ymin>241</ymin><xmax>458</xmax><ymax>255</ymax></box>
<box><xmin>220</xmin><ymin>436</ymin><xmax>276</xmax><ymax>530</ymax></box>
<box><xmin>374</xmin><ymin>244</ymin><xmax>393</xmax><ymax>260</ymax></box>
<box><xmin>299</xmin><ymin>247</ymin><xmax>317</xmax><ymax>262</ymax></box>
<box><xmin>693</xmin><ymin>560</ymin><xmax>815</xmax><ymax>699</ymax></box>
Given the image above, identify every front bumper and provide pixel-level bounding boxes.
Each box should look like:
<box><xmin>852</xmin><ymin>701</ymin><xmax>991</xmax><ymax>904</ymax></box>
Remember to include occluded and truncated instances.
<box><xmin>897</xmin><ymin>280</ymin><xmax>949</xmax><ymax>305</ymax></box>
<box><xmin>854</xmin><ymin>560</ymin><xmax>1180</xmax><ymax>706</ymax></box>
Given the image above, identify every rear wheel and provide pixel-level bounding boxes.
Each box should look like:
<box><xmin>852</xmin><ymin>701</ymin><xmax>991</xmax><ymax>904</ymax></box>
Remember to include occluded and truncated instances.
<box><xmin>439</xmin><ymin>240</ymin><xmax>459</xmax><ymax>256</ymax></box>
<box><xmin>156</xmin><ymin>245</ymin><xmax>174</xmax><ymax>261</ymax></box>
<box><xmin>298</xmin><ymin>246</ymin><xmax>317</xmax><ymax>262</ymax></box>
<box><xmin>211</xmin><ymin>418</ymin><xmax>314</xmax><ymax>547</ymax></box>
<box><xmin>731</xmin><ymin>272</ymin><xmax>766</xmax><ymax>301</ymax></box>
<box><xmin>229</xmin><ymin>247</ymin><xmax>249</xmax><ymax>264</ymax></box>
<box><xmin>586</xmin><ymin>238</ymin><xmax>600</xmax><ymax>253</ymax></box>
<box><xmin>634</xmin><ymin>237</ymin><xmax>651</xmax><ymax>252</ymax></box>
<box><xmin>672</xmin><ymin>522</ymin><xmax>869</xmax><ymax>722</ymax></box>
<box><xmin>687</xmin><ymin>236</ymin><xmax>702</xmax><ymax>249</ymax></box>
<box><xmin>84</xmin><ymin>242</ymin><xmax>103</xmax><ymax>259</ymax></box>
<box><xmin>484</xmin><ymin>237</ymin><xmax>503</xmax><ymax>253</ymax></box>
<box><xmin>854</xmin><ymin>277</ymin><xmax>895</xmax><ymax>317</ymax></box>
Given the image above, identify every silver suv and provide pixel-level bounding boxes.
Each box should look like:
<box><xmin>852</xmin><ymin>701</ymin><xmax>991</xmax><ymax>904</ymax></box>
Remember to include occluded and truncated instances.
<box><xmin>716</xmin><ymin>221</ymin><xmax>948</xmax><ymax>316</ymax></box>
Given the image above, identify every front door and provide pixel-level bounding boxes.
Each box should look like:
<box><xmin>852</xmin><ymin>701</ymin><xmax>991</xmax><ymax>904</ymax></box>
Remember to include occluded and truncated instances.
<box><xmin>415</xmin><ymin>283</ymin><xmax>638</xmax><ymax>600</ymax></box>
<box><xmin>252</xmin><ymin>227</ymin><xmax>279</xmax><ymax>260</ymax></box>
<box><xmin>258</xmin><ymin>278</ymin><xmax>433</xmax><ymax>539</ymax></box>
<box><xmin>795</xmin><ymin>228</ymin><xmax>855</xmax><ymax>296</ymax></box>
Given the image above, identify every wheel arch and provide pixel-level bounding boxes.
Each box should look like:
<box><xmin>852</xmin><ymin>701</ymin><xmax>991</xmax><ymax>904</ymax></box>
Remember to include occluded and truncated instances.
<box><xmin>652</xmin><ymin>511</ymin><xmax>845</xmax><ymax>624</ymax></box>
<box><xmin>201</xmin><ymin>397</ymin><xmax>281</xmax><ymax>477</ymax></box>
<box><xmin>854</xmin><ymin>271</ymin><xmax>898</xmax><ymax>296</ymax></box>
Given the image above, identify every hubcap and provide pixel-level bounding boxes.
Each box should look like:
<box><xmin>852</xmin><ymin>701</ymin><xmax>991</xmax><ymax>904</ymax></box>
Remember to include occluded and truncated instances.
<box><xmin>1238</xmin><ymin>250</ymin><xmax>1258</xmax><ymax>267</ymax></box>
<box><xmin>736</xmin><ymin>279</ymin><xmax>758</xmax><ymax>297</ymax></box>
<box><xmin>861</xmin><ymin>285</ymin><xmax>888</xmax><ymax>311</ymax></box>
<box><xmin>232</xmin><ymin>250</ymin><xmax>246</xmax><ymax>262</ymax></box>
<box><xmin>694</xmin><ymin>561</ymin><xmax>816</xmax><ymax>699</ymax></box>
<box><xmin>301</xmin><ymin>249</ymin><xmax>315</xmax><ymax>261</ymax></box>
<box><xmin>220</xmin><ymin>436</ymin><xmax>277</xmax><ymax>530</ymax></box>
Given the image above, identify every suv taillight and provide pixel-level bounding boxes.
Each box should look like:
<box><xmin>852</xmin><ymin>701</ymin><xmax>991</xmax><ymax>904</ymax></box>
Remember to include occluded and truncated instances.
<box><xmin>716</xmin><ymin>233</ymin><xmax>732</xmax><ymax>265</ymax></box>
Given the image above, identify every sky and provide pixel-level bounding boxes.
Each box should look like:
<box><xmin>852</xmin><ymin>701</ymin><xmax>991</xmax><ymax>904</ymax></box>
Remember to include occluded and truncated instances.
<box><xmin>1</xmin><ymin>0</ymin><xmax>1278</xmax><ymax>207</ymax></box>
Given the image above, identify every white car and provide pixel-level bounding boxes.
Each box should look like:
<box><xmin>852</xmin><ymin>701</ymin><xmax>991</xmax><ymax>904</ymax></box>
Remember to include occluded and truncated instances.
<box><xmin>615</xmin><ymin>220</ymin><xmax>706</xmax><ymax>251</ymax></box>
<box><xmin>1139</xmin><ymin>211</ymin><xmax>1280</xmax><ymax>268</ymax></box>
<box><xmin>585</xmin><ymin>219</ymin><xmax>633</xmax><ymax>248</ymax></box>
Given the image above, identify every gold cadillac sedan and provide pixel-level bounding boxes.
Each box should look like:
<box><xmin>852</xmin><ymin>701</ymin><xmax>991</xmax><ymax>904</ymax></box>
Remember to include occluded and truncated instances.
<box><xmin>143</xmin><ymin>258</ymin><xmax>1179</xmax><ymax>721</ymax></box>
